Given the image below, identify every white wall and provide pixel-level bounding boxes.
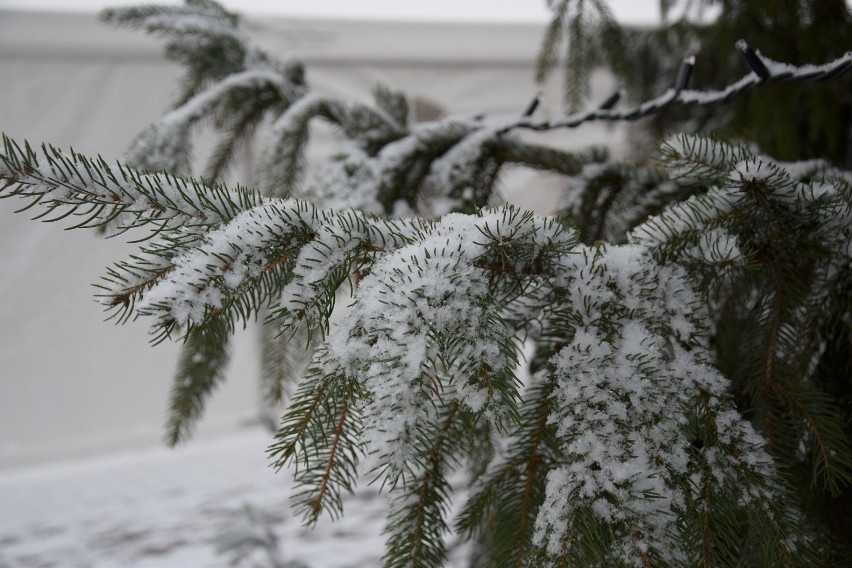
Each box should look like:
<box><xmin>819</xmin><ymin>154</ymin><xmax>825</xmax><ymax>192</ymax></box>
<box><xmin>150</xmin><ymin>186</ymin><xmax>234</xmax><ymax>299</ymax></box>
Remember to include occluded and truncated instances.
<box><xmin>0</xmin><ymin>9</ymin><xmax>627</xmax><ymax>469</ymax></box>
<box><xmin>0</xmin><ymin>10</ymin><xmax>266</xmax><ymax>469</ymax></box>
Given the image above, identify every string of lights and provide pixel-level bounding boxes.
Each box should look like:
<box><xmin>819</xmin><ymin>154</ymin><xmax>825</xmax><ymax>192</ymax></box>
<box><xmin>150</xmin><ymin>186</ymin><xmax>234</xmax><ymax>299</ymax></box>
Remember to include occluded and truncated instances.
<box><xmin>501</xmin><ymin>41</ymin><xmax>852</xmax><ymax>134</ymax></box>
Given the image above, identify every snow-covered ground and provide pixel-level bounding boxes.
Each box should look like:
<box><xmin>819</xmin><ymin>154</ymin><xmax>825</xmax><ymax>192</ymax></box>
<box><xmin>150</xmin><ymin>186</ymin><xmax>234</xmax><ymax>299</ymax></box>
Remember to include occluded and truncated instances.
<box><xmin>0</xmin><ymin>427</ymin><xmax>469</xmax><ymax>567</ymax></box>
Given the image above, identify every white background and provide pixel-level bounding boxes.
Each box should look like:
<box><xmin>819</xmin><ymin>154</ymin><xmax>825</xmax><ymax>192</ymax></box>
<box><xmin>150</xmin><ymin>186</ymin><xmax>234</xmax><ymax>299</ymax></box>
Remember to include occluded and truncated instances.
<box><xmin>0</xmin><ymin>0</ymin><xmax>663</xmax><ymax>24</ymax></box>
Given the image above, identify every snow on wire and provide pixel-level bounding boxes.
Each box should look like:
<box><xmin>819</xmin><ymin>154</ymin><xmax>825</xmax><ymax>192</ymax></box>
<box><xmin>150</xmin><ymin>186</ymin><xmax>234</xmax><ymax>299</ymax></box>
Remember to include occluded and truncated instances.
<box><xmin>502</xmin><ymin>42</ymin><xmax>852</xmax><ymax>134</ymax></box>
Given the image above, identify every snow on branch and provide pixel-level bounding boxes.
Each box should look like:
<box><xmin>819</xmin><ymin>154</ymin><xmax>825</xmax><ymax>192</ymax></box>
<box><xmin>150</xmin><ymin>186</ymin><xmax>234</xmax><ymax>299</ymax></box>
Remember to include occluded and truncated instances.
<box><xmin>269</xmin><ymin>207</ymin><xmax>577</xmax><ymax>531</ymax></box>
<box><xmin>100</xmin><ymin>0</ymin><xmax>238</xmax><ymax>31</ymax></box>
<box><xmin>3</xmin><ymin>119</ymin><xmax>840</xmax><ymax>563</ymax></box>
<box><xmin>128</xmin><ymin>68</ymin><xmax>306</xmax><ymax>175</ymax></box>
<box><xmin>530</xmin><ymin>243</ymin><xmax>791</xmax><ymax>564</ymax></box>
<box><xmin>258</xmin><ymin>91</ymin><xmax>408</xmax><ymax>198</ymax></box>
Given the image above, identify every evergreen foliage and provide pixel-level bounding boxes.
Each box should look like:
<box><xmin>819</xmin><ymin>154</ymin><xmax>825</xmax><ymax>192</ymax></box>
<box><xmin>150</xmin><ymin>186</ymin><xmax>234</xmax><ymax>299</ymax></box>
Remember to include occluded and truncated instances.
<box><xmin>1</xmin><ymin>1</ymin><xmax>851</xmax><ymax>565</ymax></box>
<box><xmin>537</xmin><ymin>0</ymin><xmax>632</xmax><ymax>112</ymax></box>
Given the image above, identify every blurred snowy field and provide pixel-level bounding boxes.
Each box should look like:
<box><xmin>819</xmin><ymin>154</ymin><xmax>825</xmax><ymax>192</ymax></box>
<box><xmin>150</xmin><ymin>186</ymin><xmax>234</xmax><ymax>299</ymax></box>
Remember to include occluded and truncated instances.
<box><xmin>0</xmin><ymin>427</ymin><xmax>469</xmax><ymax>567</ymax></box>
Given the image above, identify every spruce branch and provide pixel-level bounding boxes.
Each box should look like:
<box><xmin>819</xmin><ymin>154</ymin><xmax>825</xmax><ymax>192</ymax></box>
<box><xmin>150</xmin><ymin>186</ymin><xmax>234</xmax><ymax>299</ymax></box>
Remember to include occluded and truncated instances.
<box><xmin>0</xmin><ymin>133</ymin><xmax>261</xmax><ymax>234</ymax></box>
<box><xmin>373</xmin><ymin>118</ymin><xmax>480</xmax><ymax>213</ymax></box>
<box><xmin>127</xmin><ymin>68</ymin><xmax>305</xmax><ymax>175</ymax></box>
<box><xmin>535</xmin><ymin>0</ymin><xmax>568</xmax><ymax>86</ymax></box>
<box><xmin>382</xmin><ymin>405</ymin><xmax>462</xmax><ymax>568</ymax></box>
<box><xmin>646</xmin><ymin>133</ymin><xmax>852</xmax><ymax>518</ymax></box>
<box><xmin>6</xmin><ymin>1</ymin><xmax>852</xmax><ymax>561</ymax></box>
<box><xmin>269</xmin><ymin>363</ymin><xmax>365</xmax><ymax>524</ymax></box>
<box><xmin>457</xmin><ymin>377</ymin><xmax>558</xmax><ymax>568</ymax></box>
<box><xmin>659</xmin><ymin>134</ymin><xmax>756</xmax><ymax>185</ymax></box>
<box><xmin>165</xmin><ymin>318</ymin><xmax>231</xmax><ymax>446</ymax></box>
<box><xmin>260</xmin><ymin>317</ymin><xmax>313</xmax><ymax>411</ymax></box>
<box><xmin>537</xmin><ymin>0</ymin><xmax>630</xmax><ymax>112</ymax></box>
<box><xmin>5</xmin><ymin>124</ymin><xmax>836</xmax><ymax>563</ymax></box>
<box><xmin>257</xmin><ymin>91</ymin><xmax>407</xmax><ymax>199</ymax></box>
<box><xmin>524</xmin><ymin>239</ymin><xmax>811</xmax><ymax>565</ymax></box>
<box><xmin>555</xmin><ymin>153</ymin><xmax>705</xmax><ymax>245</ymax></box>
<box><xmin>414</xmin><ymin>125</ymin><xmax>594</xmax><ymax>216</ymax></box>
<box><xmin>132</xmin><ymin>199</ymin><xmax>321</xmax><ymax>340</ymax></box>
<box><xmin>100</xmin><ymin>0</ymin><xmax>257</xmax><ymax>106</ymax></box>
<box><xmin>489</xmin><ymin>137</ymin><xmax>585</xmax><ymax>176</ymax></box>
<box><xmin>372</xmin><ymin>83</ymin><xmax>410</xmax><ymax>132</ymax></box>
<box><xmin>563</xmin><ymin>1</ymin><xmax>592</xmax><ymax>113</ymax></box>
<box><xmin>100</xmin><ymin>0</ymin><xmax>238</xmax><ymax>29</ymax></box>
<box><xmin>258</xmin><ymin>93</ymin><xmax>330</xmax><ymax>198</ymax></box>
<box><xmin>203</xmin><ymin>80</ymin><xmax>287</xmax><ymax>182</ymax></box>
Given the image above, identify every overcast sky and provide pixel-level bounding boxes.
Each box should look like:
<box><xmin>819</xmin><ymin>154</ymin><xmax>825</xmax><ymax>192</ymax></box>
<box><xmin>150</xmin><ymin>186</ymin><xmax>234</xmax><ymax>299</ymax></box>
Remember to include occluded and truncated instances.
<box><xmin>0</xmin><ymin>0</ymin><xmax>663</xmax><ymax>25</ymax></box>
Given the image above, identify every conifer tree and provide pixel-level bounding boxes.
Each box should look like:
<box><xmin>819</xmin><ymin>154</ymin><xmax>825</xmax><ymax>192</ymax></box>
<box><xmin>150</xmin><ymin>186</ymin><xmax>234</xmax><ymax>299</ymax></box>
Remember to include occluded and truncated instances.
<box><xmin>2</xmin><ymin>1</ymin><xmax>851</xmax><ymax>565</ymax></box>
